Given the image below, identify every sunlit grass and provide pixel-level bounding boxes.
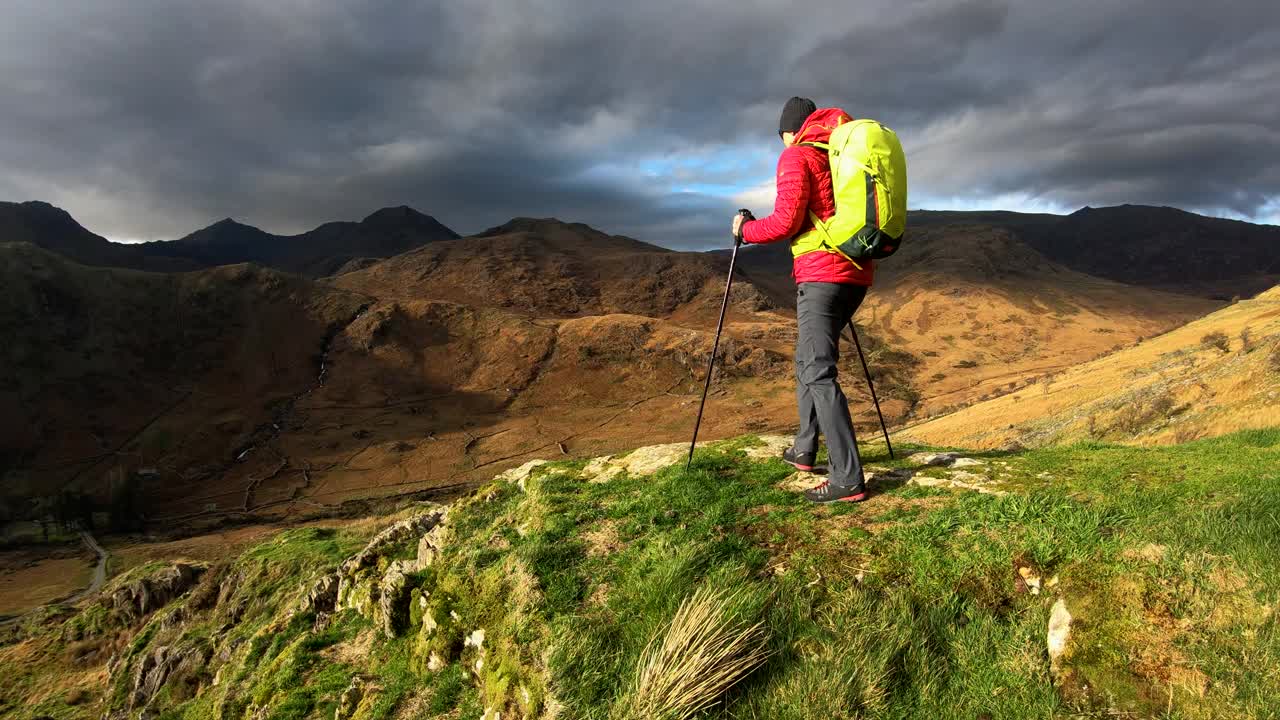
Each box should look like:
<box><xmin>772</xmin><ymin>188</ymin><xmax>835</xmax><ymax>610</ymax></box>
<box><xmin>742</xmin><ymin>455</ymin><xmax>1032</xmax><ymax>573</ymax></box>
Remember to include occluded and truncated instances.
<box><xmin>4</xmin><ymin>430</ymin><xmax>1276</xmax><ymax>719</ymax></box>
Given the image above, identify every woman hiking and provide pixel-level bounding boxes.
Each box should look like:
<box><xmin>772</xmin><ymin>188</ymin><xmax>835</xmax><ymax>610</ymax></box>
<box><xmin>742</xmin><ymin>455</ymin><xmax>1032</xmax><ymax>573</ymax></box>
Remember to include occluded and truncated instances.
<box><xmin>733</xmin><ymin>97</ymin><xmax>872</xmax><ymax>503</ymax></box>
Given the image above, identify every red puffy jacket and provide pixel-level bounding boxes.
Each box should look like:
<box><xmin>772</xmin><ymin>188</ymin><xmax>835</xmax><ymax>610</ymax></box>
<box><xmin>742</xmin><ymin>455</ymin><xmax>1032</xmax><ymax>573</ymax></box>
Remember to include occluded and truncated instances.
<box><xmin>741</xmin><ymin>108</ymin><xmax>874</xmax><ymax>286</ymax></box>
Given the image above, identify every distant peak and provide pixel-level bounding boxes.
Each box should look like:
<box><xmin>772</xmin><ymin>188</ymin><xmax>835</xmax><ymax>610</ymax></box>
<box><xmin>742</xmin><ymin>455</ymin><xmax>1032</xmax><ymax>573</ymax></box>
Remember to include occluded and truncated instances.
<box><xmin>20</xmin><ymin>200</ymin><xmax>62</xmax><ymax>212</ymax></box>
<box><xmin>1070</xmin><ymin>203</ymin><xmax>1188</xmax><ymax>217</ymax></box>
<box><xmin>359</xmin><ymin>206</ymin><xmax>458</xmax><ymax>237</ymax></box>
<box><xmin>177</xmin><ymin>216</ymin><xmax>269</xmax><ymax>244</ymax></box>
<box><xmin>480</xmin><ymin>217</ymin><xmax>599</xmax><ymax>237</ymax></box>
<box><xmin>12</xmin><ymin>200</ymin><xmax>76</xmax><ymax>222</ymax></box>
<box><xmin>2</xmin><ymin>200</ymin><xmax>97</xmax><ymax>236</ymax></box>
<box><xmin>472</xmin><ymin>217</ymin><xmax>667</xmax><ymax>252</ymax></box>
<box><xmin>196</xmin><ymin>217</ymin><xmax>260</xmax><ymax>232</ymax></box>
<box><xmin>362</xmin><ymin>205</ymin><xmax>429</xmax><ymax>222</ymax></box>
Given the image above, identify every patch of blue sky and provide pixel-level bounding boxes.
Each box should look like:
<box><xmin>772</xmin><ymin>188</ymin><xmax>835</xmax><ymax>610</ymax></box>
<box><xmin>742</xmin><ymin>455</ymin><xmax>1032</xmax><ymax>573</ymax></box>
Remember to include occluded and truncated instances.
<box><xmin>575</xmin><ymin>145</ymin><xmax>771</xmax><ymax>202</ymax></box>
<box><xmin>908</xmin><ymin>191</ymin><xmax>1073</xmax><ymax>216</ymax></box>
<box><xmin>670</xmin><ymin>182</ymin><xmax>754</xmax><ymax>196</ymax></box>
<box><xmin>1195</xmin><ymin>203</ymin><xmax>1280</xmax><ymax>226</ymax></box>
<box><xmin>1260</xmin><ymin>200</ymin><xmax>1280</xmax><ymax>226</ymax></box>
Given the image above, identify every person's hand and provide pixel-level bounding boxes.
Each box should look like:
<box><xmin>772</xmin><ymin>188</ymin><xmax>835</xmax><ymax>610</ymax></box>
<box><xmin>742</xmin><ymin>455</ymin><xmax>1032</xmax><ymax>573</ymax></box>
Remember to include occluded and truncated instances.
<box><xmin>732</xmin><ymin>209</ymin><xmax>754</xmax><ymax>243</ymax></box>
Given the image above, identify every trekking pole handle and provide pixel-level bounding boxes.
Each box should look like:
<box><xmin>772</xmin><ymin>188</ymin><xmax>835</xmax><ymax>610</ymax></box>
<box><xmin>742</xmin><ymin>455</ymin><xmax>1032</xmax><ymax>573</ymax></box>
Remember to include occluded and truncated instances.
<box><xmin>734</xmin><ymin>209</ymin><xmax>755</xmax><ymax>246</ymax></box>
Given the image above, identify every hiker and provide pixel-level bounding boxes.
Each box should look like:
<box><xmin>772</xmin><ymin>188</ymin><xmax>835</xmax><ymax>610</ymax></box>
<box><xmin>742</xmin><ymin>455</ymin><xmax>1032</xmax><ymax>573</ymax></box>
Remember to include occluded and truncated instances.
<box><xmin>733</xmin><ymin>97</ymin><xmax>872</xmax><ymax>504</ymax></box>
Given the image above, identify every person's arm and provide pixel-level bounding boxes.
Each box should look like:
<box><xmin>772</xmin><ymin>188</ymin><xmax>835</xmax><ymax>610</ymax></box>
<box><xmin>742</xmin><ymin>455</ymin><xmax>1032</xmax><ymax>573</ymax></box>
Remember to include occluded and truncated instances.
<box><xmin>742</xmin><ymin>148</ymin><xmax>811</xmax><ymax>245</ymax></box>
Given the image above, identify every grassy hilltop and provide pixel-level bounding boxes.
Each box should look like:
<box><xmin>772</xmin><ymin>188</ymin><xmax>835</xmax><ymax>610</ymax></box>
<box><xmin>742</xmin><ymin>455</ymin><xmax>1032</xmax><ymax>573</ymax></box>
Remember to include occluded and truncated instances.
<box><xmin>3</xmin><ymin>432</ymin><xmax>1278</xmax><ymax>719</ymax></box>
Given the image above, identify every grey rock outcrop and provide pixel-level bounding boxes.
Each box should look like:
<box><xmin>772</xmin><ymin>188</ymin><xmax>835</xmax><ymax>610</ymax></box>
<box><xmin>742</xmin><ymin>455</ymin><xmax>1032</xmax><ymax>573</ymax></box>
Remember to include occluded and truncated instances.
<box><xmin>129</xmin><ymin>643</ymin><xmax>211</xmax><ymax>711</ymax></box>
<box><xmin>100</xmin><ymin>507</ymin><xmax>451</xmax><ymax>719</ymax></box>
<box><xmin>299</xmin><ymin>573</ymin><xmax>340</xmax><ymax>615</ymax></box>
<box><xmin>377</xmin><ymin>560</ymin><xmax>417</xmax><ymax>637</ymax></box>
<box><xmin>907</xmin><ymin>452</ymin><xmax>961</xmax><ymax>467</ymax></box>
<box><xmin>332</xmin><ymin>507</ymin><xmax>448</xmax><ymax>637</ymax></box>
<box><xmin>108</xmin><ymin>563</ymin><xmax>207</xmax><ymax>625</ymax></box>
<box><xmin>341</xmin><ymin>509</ymin><xmax>446</xmax><ymax>575</ymax></box>
<box><xmin>335</xmin><ymin>676</ymin><xmax>373</xmax><ymax>719</ymax></box>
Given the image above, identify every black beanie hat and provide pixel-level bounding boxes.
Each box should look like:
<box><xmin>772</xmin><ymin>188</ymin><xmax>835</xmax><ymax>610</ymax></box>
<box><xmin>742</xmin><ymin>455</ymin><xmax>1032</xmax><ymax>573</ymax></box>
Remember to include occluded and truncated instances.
<box><xmin>778</xmin><ymin>96</ymin><xmax>817</xmax><ymax>136</ymax></box>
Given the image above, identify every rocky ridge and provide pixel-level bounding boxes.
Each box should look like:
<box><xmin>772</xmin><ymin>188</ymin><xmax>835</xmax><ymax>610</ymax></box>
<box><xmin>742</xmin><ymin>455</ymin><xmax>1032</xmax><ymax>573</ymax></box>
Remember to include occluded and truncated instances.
<box><xmin>3</xmin><ymin>434</ymin><xmax>1272</xmax><ymax>719</ymax></box>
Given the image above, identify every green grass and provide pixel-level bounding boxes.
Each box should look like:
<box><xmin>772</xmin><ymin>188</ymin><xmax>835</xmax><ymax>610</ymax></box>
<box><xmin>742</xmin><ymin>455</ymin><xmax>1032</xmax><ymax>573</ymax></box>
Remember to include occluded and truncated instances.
<box><xmin>4</xmin><ymin>431</ymin><xmax>1277</xmax><ymax>719</ymax></box>
<box><xmin>533</xmin><ymin>432</ymin><xmax>1276</xmax><ymax>718</ymax></box>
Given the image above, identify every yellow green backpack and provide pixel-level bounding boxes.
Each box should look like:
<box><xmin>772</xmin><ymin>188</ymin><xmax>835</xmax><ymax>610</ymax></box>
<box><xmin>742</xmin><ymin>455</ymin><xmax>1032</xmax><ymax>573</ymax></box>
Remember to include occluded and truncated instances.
<box><xmin>800</xmin><ymin>117</ymin><xmax>907</xmax><ymax>261</ymax></box>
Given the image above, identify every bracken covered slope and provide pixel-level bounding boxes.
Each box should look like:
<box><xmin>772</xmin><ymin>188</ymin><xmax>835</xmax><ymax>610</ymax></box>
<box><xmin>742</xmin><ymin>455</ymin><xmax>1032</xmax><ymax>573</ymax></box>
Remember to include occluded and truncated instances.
<box><xmin>1</xmin><ymin>218</ymin><xmax>918</xmax><ymax>525</ymax></box>
<box><xmin>332</xmin><ymin>217</ymin><xmax>782</xmax><ymax>319</ymax></box>
<box><xmin>904</xmin><ymin>285</ymin><xmax>1280</xmax><ymax>448</ymax></box>
<box><xmin>732</xmin><ymin>222</ymin><xmax>1221</xmax><ymax>415</ymax></box>
<box><xmin>0</xmin><ymin>243</ymin><xmax>370</xmax><ymax>507</ymax></box>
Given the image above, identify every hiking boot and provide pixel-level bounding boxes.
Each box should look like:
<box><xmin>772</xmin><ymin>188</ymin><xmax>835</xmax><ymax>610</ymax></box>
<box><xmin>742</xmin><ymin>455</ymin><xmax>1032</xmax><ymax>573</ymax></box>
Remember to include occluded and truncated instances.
<box><xmin>782</xmin><ymin>446</ymin><xmax>816</xmax><ymax>471</ymax></box>
<box><xmin>803</xmin><ymin>480</ymin><xmax>868</xmax><ymax>504</ymax></box>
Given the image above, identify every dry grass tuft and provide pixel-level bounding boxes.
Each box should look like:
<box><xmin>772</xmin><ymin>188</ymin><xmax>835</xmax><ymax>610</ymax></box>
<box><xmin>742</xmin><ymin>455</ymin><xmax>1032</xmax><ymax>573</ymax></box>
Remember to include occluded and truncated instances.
<box><xmin>1108</xmin><ymin>389</ymin><xmax>1180</xmax><ymax>436</ymax></box>
<box><xmin>626</xmin><ymin>586</ymin><xmax>769</xmax><ymax>720</ymax></box>
<box><xmin>1201</xmin><ymin>330</ymin><xmax>1230</xmax><ymax>353</ymax></box>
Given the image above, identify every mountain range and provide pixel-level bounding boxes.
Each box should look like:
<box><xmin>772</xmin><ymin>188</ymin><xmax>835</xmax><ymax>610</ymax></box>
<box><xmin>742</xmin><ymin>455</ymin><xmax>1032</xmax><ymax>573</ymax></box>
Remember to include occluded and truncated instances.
<box><xmin>738</xmin><ymin>204</ymin><xmax>1280</xmax><ymax>300</ymax></box>
<box><xmin>2</xmin><ymin>200</ymin><xmax>1278</xmax><ymax>720</ymax></box>
<box><xmin>0</xmin><ymin>201</ymin><xmax>459</xmax><ymax>277</ymax></box>
<box><xmin>0</xmin><ymin>215</ymin><xmax>822</xmax><ymax>526</ymax></box>
<box><xmin>915</xmin><ymin>205</ymin><xmax>1280</xmax><ymax>298</ymax></box>
<box><xmin>1</xmin><ymin>200</ymin><xmax>1277</xmax><ymax>523</ymax></box>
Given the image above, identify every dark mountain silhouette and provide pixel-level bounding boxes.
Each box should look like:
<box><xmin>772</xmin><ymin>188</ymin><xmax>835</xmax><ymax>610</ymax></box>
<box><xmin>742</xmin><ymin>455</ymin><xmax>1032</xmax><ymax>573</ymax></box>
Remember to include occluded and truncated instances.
<box><xmin>151</xmin><ymin>205</ymin><xmax>460</xmax><ymax>276</ymax></box>
<box><xmin>0</xmin><ymin>201</ymin><xmax>200</xmax><ymax>272</ymax></box>
<box><xmin>1022</xmin><ymin>205</ymin><xmax>1280</xmax><ymax>299</ymax></box>
<box><xmin>731</xmin><ymin>205</ymin><xmax>1278</xmax><ymax>299</ymax></box>
<box><xmin>0</xmin><ymin>202</ymin><xmax>459</xmax><ymax>277</ymax></box>
<box><xmin>0</xmin><ymin>201</ymin><xmax>116</xmax><ymax>262</ymax></box>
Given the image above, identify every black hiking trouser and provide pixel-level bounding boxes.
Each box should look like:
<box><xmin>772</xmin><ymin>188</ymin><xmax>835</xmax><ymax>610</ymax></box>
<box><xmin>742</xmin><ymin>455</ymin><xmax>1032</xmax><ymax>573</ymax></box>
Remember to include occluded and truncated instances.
<box><xmin>794</xmin><ymin>282</ymin><xmax>867</xmax><ymax>490</ymax></box>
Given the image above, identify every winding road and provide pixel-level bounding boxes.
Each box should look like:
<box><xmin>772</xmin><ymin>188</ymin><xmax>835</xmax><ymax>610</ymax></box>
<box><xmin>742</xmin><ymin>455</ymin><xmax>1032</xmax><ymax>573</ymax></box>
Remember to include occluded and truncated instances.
<box><xmin>0</xmin><ymin>528</ymin><xmax>110</xmax><ymax>627</ymax></box>
<box><xmin>66</xmin><ymin>530</ymin><xmax>110</xmax><ymax>604</ymax></box>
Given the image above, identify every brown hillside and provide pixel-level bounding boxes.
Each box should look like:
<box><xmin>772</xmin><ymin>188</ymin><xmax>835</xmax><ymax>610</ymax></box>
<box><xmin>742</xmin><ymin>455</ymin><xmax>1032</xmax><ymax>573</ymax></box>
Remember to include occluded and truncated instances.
<box><xmin>904</xmin><ymin>286</ymin><xmax>1280</xmax><ymax>448</ymax></box>
<box><xmin>333</xmin><ymin>217</ymin><xmax>782</xmax><ymax>319</ymax></box>
<box><xmin>197</xmin><ymin>220</ymin><xmax>915</xmax><ymax>521</ymax></box>
<box><xmin>0</xmin><ymin>243</ymin><xmax>368</xmax><ymax>507</ymax></box>
<box><xmin>2</xmin><ymin>220</ymin><xmax>916</xmax><ymax>524</ymax></box>
<box><xmin>733</xmin><ymin>224</ymin><xmax>1220</xmax><ymax>414</ymax></box>
<box><xmin>168</xmin><ymin>298</ymin><xmax>816</xmax><ymax>519</ymax></box>
<box><xmin>860</xmin><ymin>224</ymin><xmax>1221</xmax><ymax>414</ymax></box>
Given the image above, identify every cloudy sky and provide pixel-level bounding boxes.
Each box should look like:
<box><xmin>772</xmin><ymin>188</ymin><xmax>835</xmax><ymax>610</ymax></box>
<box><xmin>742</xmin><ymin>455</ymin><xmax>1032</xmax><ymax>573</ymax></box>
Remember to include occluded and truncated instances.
<box><xmin>2</xmin><ymin>0</ymin><xmax>1277</xmax><ymax>247</ymax></box>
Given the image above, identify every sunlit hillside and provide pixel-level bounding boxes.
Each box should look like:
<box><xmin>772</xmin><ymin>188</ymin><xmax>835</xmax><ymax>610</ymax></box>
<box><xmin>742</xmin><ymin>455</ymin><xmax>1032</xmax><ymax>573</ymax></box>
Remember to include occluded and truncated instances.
<box><xmin>904</xmin><ymin>287</ymin><xmax>1280</xmax><ymax>448</ymax></box>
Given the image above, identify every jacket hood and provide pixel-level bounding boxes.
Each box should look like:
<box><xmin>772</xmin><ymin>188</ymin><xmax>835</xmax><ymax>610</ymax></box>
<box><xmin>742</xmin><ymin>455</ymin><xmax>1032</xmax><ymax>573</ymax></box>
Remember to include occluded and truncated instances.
<box><xmin>792</xmin><ymin>107</ymin><xmax>852</xmax><ymax>145</ymax></box>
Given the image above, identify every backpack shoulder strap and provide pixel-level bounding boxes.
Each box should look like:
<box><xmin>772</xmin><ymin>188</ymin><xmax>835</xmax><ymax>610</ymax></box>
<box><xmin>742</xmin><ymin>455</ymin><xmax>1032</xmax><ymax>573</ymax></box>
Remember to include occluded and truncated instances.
<box><xmin>805</xmin><ymin>211</ymin><xmax>864</xmax><ymax>271</ymax></box>
<box><xmin>801</xmin><ymin>140</ymin><xmax>876</xmax><ymax>177</ymax></box>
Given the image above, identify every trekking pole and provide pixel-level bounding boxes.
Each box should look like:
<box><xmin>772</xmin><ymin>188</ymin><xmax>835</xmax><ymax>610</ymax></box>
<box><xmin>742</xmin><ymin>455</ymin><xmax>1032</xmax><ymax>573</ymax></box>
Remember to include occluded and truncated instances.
<box><xmin>686</xmin><ymin>210</ymin><xmax>751</xmax><ymax>471</ymax></box>
<box><xmin>847</xmin><ymin>321</ymin><xmax>895</xmax><ymax>459</ymax></box>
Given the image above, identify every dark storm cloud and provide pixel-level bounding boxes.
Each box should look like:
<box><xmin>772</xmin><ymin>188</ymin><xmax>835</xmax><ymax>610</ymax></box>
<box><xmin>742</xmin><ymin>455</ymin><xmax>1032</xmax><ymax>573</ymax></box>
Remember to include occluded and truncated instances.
<box><xmin>1</xmin><ymin>0</ymin><xmax>1277</xmax><ymax>247</ymax></box>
